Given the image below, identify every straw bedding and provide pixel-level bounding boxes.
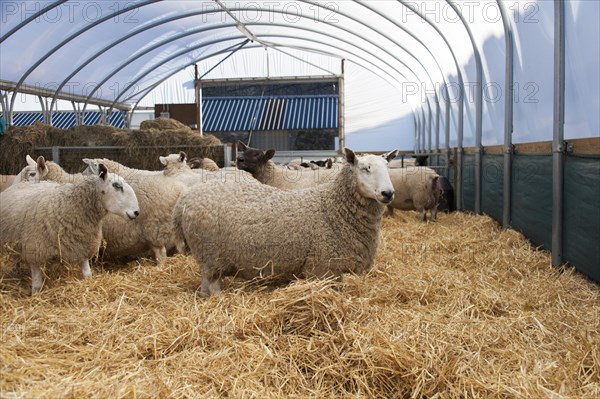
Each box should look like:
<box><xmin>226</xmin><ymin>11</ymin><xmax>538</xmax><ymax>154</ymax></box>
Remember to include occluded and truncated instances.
<box><xmin>1</xmin><ymin>212</ymin><xmax>598</xmax><ymax>398</ymax></box>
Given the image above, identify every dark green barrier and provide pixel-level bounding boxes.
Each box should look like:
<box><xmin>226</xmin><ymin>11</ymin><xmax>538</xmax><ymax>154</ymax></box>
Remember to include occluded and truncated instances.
<box><xmin>462</xmin><ymin>154</ymin><xmax>476</xmax><ymax>212</ymax></box>
<box><xmin>563</xmin><ymin>154</ymin><xmax>600</xmax><ymax>282</ymax></box>
<box><xmin>481</xmin><ymin>154</ymin><xmax>504</xmax><ymax>224</ymax></box>
<box><xmin>511</xmin><ymin>155</ymin><xmax>553</xmax><ymax>250</ymax></box>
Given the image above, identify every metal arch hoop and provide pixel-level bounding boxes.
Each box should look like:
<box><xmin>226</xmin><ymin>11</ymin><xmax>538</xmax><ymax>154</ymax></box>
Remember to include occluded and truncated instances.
<box><xmin>83</xmin><ymin>9</ymin><xmax>434</xmax><ymax>120</ymax></box>
<box><xmin>299</xmin><ymin>0</ymin><xmax>439</xmax><ymax>156</ymax></box>
<box><xmin>122</xmin><ymin>34</ymin><xmax>420</xmax><ymax>117</ymax></box>
<box><xmin>445</xmin><ymin>0</ymin><xmax>484</xmax><ymax>215</ymax></box>
<box><xmin>0</xmin><ymin>0</ymin><xmax>68</xmax><ymax>44</ymax></box>
<box><xmin>7</xmin><ymin>0</ymin><xmax>161</xmax><ymax>124</ymax></box>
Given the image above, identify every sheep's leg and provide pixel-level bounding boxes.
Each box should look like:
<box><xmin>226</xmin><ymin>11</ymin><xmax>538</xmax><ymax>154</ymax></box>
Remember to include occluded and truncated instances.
<box><xmin>199</xmin><ymin>272</ymin><xmax>221</xmax><ymax>297</ymax></box>
<box><xmin>175</xmin><ymin>238</ymin><xmax>186</xmax><ymax>254</ymax></box>
<box><xmin>431</xmin><ymin>204</ymin><xmax>439</xmax><ymax>221</ymax></box>
<box><xmin>420</xmin><ymin>209</ymin><xmax>427</xmax><ymax>222</ymax></box>
<box><xmin>30</xmin><ymin>264</ymin><xmax>43</xmax><ymax>294</ymax></box>
<box><xmin>152</xmin><ymin>246</ymin><xmax>167</xmax><ymax>261</ymax></box>
<box><xmin>81</xmin><ymin>259</ymin><xmax>92</xmax><ymax>279</ymax></box>
<box><xmin>386</xmin><ymin>206</ymin><xmax>394</xmax><ymax>217</ymax></box>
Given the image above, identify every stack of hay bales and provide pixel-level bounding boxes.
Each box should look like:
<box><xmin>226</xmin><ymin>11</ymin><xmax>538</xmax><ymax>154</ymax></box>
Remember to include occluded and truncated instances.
<box><xmin>0</xmin><ymin>119</ymin><xmax>222</xmax><ymax>174</ymax></box>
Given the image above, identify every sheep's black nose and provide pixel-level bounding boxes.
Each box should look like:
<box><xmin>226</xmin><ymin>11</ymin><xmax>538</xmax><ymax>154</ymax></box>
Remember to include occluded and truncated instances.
<box><xmin>381</xmin><ymin>190</ymin><xmax>394</xmax><ymax>201</ymax></box>
<box><xmin>134</xmin><ymin>210</ymin><xmax>140</xmax><ymax>217</ymax></box>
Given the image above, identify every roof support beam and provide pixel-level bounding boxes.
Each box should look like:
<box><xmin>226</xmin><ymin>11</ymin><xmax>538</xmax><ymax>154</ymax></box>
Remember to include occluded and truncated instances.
<box><xmin>0</xmin><ymin>0</ymin><xmax>67</xmax><ymax>44</ymax></box>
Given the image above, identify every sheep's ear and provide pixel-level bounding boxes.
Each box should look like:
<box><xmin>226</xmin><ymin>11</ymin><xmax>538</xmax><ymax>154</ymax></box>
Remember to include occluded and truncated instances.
<box><xmin>159</xmin><ymin>156</ymin><xmax>167</xmax><ymax>166</ymax></box>
<box><xmin>238</xmin><ymin>141</ymin><xmax>249</xmax><ymax>151</ymax></box>
<box><xmin>36</xmin><ymin>156</ymin><xmax>48</xmax><ymax>177</ymax></box>
<box><xmin>82</xmin><ymin>158</ymin><xmax>99</xmax><ymax>175</ymax></box>
<box><xmin>344</xmin><ymin>148</ymin><xmax>356</xmax><ymax>165</ymax></box>
<box><xmin>383</xmin><ymin>149</ymin><xmax>399</xmax><ymax>163</ymax></box>
<box><xmin>26</xmin><ymin>154</ymin><xmax>37</xmax><ymax>166</ymax></box>
<box><xmin>179</xmin><ymin>151</ymin><xmax>186</xmax><ymax>162</ymax></box>
<box><xmin>98</xmin><ymin>163</ymin><xmax>108</xmax><ymax>181</ymax></box>
<box><xmin>264</xmin><ymin>149</ymin><xmax>276</xmax><ymax>161</ymax></box>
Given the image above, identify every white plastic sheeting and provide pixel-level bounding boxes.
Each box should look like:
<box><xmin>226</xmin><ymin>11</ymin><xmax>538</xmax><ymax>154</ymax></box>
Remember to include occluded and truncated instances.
<box><xmin>1</xmin><ymin>0</ymin><xmax>598</xmax><ymax>151</ymax></box>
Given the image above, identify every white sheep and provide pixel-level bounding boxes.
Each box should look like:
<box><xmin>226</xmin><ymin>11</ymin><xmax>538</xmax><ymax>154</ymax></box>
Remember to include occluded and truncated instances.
<box><xmin>93</xmin><ymin>158</ymin><xmax>188</xmax><ymax>261</ymax></box>
<box><xmin>0</xmin><ymin>162</ymin><xmax>139</xmax><ymax>294</ymax></box>
<box><xmin>172</xmin><ymin>148</ymin><xmax>395</xmax><ymax>297</ymax></box>
<box><xmin>14</xmin><ymin>154</ymin><xmax>85</xmax><ymax>185</ymax></box>
<box><xmin>161</xmin><ymin>151</ymin><xmax>255</xmax><ymax>187</ymax></box>
<box><xmin>187</xmin><ymin>156</ymin><xmax>219</xmax><ymax>171</ymax></box>
<box><xmin>386</xmin><ymin>166</ymin><xmax>441</xmax><ymax>222</ymax></box>
<box><xmin>236</xmin><ymin>142</ymin><xmax>340</xmax><ymax>190</ymax></box>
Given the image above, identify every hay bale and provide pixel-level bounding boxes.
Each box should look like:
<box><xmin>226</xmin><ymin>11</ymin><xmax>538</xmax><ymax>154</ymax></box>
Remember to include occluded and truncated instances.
<box><xmin>0</xmin><ymin>122</ymin><xmax>222</xmax><ymax>174</ymax></box>
<box><xmin>0</xmin><ymin>213</ymin><xmax>598</xmax><ymax>398</ymax></box>
<box><xmin>140</xmin><ymin>118</ymin><xmax>189</xmax><ymax>131</ymax></box>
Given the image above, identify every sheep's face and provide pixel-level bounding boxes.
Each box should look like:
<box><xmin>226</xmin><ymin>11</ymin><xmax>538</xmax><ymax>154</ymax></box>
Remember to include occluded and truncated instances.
<box><xmin>236</xmin><ymin>142</ymin><xmax>275</xmax><ymax>174</ymax></box>
<box><xmin>346</xmin><ymin>150</ymin><xmax>395</xmax><ymax>204</ymax></box>
<box><xmin>159</xmin><ymin>152</ymin><xmax>187</xmax><ymax>168</ymax></box>
<box><xmin>96</xmin><ymin>166</ymin><xmax>140</xmax><ymax>220</ymax></box>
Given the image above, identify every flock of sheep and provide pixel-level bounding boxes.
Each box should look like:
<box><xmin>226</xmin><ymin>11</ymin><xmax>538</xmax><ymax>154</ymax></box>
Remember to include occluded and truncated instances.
<box><xmin>0</xmin><ymin>142</ymin><xmax>449</xmax><ymax>295</ymax></box>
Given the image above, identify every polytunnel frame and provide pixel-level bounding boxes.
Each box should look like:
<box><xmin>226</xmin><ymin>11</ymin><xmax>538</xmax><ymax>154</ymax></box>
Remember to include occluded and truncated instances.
<box><xmin>104</xmin><ymin>16</ymin><xmax>436</xmax><ymax>114</ymax></box>
<box><xmin>3</xmin><ymin>1</ymin><xmax>442</xmax><ymax>153</ymax></box>
<box><xmin>5</xmin><ymin>0</ymin><xmax>163</xmax><ymax>123</ymax></box>
<box><xmin>87</xmin><ymin>4</ymin><xmax>441</xmax><ymax>143</ymax></box>
<box><xmin>118</xmin><ymin>32</ymin><xmax>423</xmax><ymax>129</ymax></box>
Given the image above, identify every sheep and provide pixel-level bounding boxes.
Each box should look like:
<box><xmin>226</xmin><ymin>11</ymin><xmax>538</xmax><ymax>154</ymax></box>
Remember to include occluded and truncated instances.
<box><xmin>0</xmin><ymin>162</ymin><xmax>139</xmax><ymax>294</ymax></box>
<box><xmin>0</xmin><ymin>174</ymin><xmax>15</xmax><ymax>192</ymax></box>
<box><xmin>160</xmin><ymin>151</ymin><xmax>255</xmax><ymax>186</ymax></box>
<box><xmin>93</xmin><ymin>158</ymin><xmax>188</xmax><ymax>261</ymax></box>
<box><xmin>236</xmin><ymin>141</ymin><xmax>340</xmax><ymax>190</ymax></box>
<box><xmin>386</xmin><ymin>166</ymin><xmax>441</xmax><ymax>222</ymax></box>
<box><xmin>14</xmin><ymin>154</ymin><xmax>86</xmax><ymax>185</ymax></box>
<box><xmin>187</xmin><ymin>156</ymin><xmax>219</xmax><ymax>171</ymax></box>
<box><xmin>383</xmin><ymin>150</ymin><xmax>429</xmax><ymax>169</ymax></box>
<box><xmin>172</xmin><ymin>148</ymin><xmax>395</xmax><ymax>297</ymax></box>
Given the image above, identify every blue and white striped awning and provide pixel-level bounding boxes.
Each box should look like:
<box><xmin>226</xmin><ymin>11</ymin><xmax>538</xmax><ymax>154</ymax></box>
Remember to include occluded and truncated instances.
<box><xmin>11</xmin><ymin>111</ymin><xmax>126</xmax><ymax>129</ymax></box>
<box><xmin>9</xmin><ymin>95</ymin><xmax>338</xmax><ymax>132</ymax></box>
<box><xmin>203</xmin><ymin>95</ymin><xmax>338</xmax><ymax>132</ymax></box>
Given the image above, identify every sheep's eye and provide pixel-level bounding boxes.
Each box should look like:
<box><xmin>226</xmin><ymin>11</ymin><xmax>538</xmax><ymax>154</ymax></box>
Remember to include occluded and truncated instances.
<box><xmin>361</xmin><ymin>166</ymin><xmax>371</xmax><ymax>173</ymax></box>
<box><xmin>112</xmin><ymin>182</ymin><xmax>124</xmax><ymax>191</ymax></box>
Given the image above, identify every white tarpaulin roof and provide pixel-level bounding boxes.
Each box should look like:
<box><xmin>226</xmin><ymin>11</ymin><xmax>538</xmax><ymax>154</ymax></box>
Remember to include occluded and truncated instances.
<box><xmin>1</xmin><ymin>0</ymin><xmax>598</xmax><ymax>150</ymax></box>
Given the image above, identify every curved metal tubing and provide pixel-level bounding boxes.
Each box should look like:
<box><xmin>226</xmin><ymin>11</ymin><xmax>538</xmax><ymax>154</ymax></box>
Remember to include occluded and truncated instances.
<box><xmin>48</xmin><ymin>7</ymin><xmax>235</xmax><ymax>117</ymax></box>
<box><xmin>498</xmin><ymin>0</ymin><xmax>515</xmax><ymax>229</ymax></box>
<box><xmin>354</xmin><ymin>0</ymin><xmax>452</xmax><ymax>154</ymax></box>
<box><xmin>8</xmin><ymin>0</ymin><xmax>160</xmax><ymax>124</ymax></box>
<box><xmin>90</xmin><ymin>16</ymin><xmax>430</xmax><ymax>117</ymax></box>
<box><xmin>89</xmin><ymin>10</ymin><xmax>433</xmax><ymax>117</ymax></box>
<box><xmin>123</xmin><ymin>34</ymin><xmax>418</xmax><ymax>114</ymax></box>
<box><xmin>398</xmin><ymin>0</ymin><xmax>465</xmax><ymax>209</ymax></box>
<box><xmin>0</xmin><ymin>0</ymin><xmax>67</xmax><ymax>44</ymax></box>
<box><xmin>301</xmin><ymin>0</ymin><xmax>439</xmax><ymax>153</ymax></box>
<box><xmin>446</xmin><ymin>0</ymin><xmax>484</xmax><ymax>214</ymax></box>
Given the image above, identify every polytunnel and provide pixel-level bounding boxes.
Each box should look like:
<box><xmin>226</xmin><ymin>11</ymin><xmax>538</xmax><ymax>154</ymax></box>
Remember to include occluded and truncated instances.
<box><xmin>0</xmin><ymin>0</ymin><xmax>599</xmax><ymax>283</ymax></box>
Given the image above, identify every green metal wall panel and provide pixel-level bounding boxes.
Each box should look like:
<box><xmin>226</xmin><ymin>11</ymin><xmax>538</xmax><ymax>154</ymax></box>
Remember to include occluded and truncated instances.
<box><xmin>511</xmin><ymin>155</ymin><xmax>553</xmax><ymax>250</ymax></box>
<box><xmin>462</xmin><ymin>154</ymin><xmax>476</xmax><ymax>212</ymax></box>
<box><xmin>481</xmin><ymin>154</ymin><xmax>504</xmax><ymax>224</ymax></box>
<box><xmin>563</xmin><ymin>155</ymin><xmax>600</xmax><ymax>282</ymax></box>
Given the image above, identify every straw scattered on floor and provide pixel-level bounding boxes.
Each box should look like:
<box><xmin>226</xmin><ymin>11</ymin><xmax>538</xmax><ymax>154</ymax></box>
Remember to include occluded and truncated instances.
<box><xmin>1</xmin><ymin>212</ymin><xmax>598</xmax><ymax>398</ymax></box>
